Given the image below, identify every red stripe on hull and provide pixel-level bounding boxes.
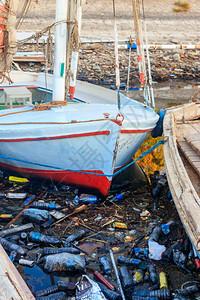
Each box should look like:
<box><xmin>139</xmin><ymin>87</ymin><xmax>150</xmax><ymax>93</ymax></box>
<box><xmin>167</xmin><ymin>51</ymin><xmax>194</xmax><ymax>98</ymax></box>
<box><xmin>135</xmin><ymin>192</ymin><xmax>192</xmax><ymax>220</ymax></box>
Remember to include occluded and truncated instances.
<box><xmin>121</xmin><ymin>129</ymin><xmax>153</xmax><ymax>133</ymax></box>
<box><xmin>0</xmin><ymin>162</ymin><xmax>111</xmax><ymax>196</ymax></box>
<box><xmin>0</xmin><ymin>131</ymin><xmax>110</xmax><ymax>143</ymax></box>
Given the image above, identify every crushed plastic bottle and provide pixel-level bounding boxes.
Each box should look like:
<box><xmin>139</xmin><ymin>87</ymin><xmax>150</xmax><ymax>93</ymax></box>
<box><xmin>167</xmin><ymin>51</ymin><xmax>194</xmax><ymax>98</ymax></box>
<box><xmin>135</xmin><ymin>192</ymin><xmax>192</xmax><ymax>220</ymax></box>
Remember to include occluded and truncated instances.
<box><xmin>118</xmin><ymin>256</ymin><xmax>142</xmax><ymax>267</ymax></box>
<box><xmin>64</xmin><ymin>229</ymin><xmax>86</xmax><ymax>246</ymax></box>
<box><xmin>24</xmin><ymin>208</ymin><xmax>50</xmax><ymax>220</ymax></box>
<box><xmin>74</xmin><ymin>195</ymin><xmax>100</xmax><ymax>205</ymax></box>
<box><xmin>0</xmin><ymin>237</ymin><xmax>25</xmax><ymax>256</ymax></box>
<box><xmin>133</xmin><ymin>269</ymin><xmax>143</xmax><ymax>284</ymax></box>
<box><xmin>6</xmin><ymin>192</ymin><xmax>27</xmax><ymax>199</ymax></box>
<box><xmin>29</xmin><ymin>232</ymin><xmax>61</xmax><ymax>246</ymax></box>
<box><xmin>119</xmin><ymin>265</ymin><xmax>134</xmax><ymax>295</ymax></box>
<box><xmin>173</xmin><ymin>249</ymin><xmax>187</xmax><ymax>271</ymax></box>
<box><xmin>42</xmin><ymin>247</ymin><xmax>80</xmax><ymax>256</ymax></box>
<box><xmin>22</xmin><ymin>195</ymin><xmax>36</xmax><ymax>207</ymax></box>
<box><xmin>100</xmin><ymin>256</ymin><xmax>112</xmax><ymax>275</ymax></box>
<box><xmin>149</xmin><ymin>289</ymin><xmax>171</xmax><ymax>299</ymax></box>
<box><xmin>40</xmin><ymin>252</ymin><xmax>86</xmax><ymax>274</ymax></box>
<box><xmin>35</xmin><ymin>285</ymin><xmax>59</xmax><ymax>297</ymax></box>
<box><xmin>161</xmin><ymin>221</ymin><xmax>176</xmax><ymax>235</ymax></box>
<box><xmin>9</xmin><ymin>250</ymin><xmax>17</xmax><ymax>262</ymax></box>
<box><xmin>151</xmin><ymin>178</ymin><xmax>168</xmax><ymax>199</ymax></box>
<box><xmin>109</xmin><ymin>192</ymin><xmax>126</xmax><ymax>202</ymax></box>
<box><xmin>175</xmin><ymin>284</ymin><xmax>199</xmax><ymax>296</ymax></box>
<box><xmin>148</xmin><ymin>265</ymin><xmax>158</xmax><ymax>284</ymax></box>
<box><xmin>161</xmin><ymin>240</ymin><xmax>183</xmax><ymax>261</ymax></box>
<box><xmin>0</xmin><ymin>223</ymin><xmax>34</xmax><ymax>237</ymax></box>
<box><xmin>36</xmin><ymin>292</ymin><xmax>67</xmax><ymax>300</ymax></box>
<box><xmin>98</xmin><ymin>282</ymin><xmax>121</xmax><ymax>300</ymax></box>
<box><xmin>22</xmin><ymin>211</ymin><xmax>46</xmax><ymax>224</ymax></box>
<box><xmin>30</xmin><ymin>201</ymin><xmax>62</xmax><ymax>210</ymax></box>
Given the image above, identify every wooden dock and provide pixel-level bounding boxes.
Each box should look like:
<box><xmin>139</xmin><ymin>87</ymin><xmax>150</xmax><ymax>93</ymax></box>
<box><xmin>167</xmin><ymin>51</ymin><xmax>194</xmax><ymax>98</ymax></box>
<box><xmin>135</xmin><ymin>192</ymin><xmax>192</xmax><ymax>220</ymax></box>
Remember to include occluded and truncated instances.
<box><xmin>0</xmin><ymin>245</ymin><xmax>35</xmax><ymax>299</ymax></box>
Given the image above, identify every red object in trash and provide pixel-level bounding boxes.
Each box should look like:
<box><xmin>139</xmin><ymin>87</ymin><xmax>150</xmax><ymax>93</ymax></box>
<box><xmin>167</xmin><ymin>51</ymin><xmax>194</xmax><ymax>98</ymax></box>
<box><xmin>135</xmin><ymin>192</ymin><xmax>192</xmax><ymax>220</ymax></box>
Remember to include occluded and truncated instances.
<box><xmin>94</xmin><ymin>271</ymin><xmax>115</xmax><ymax>290</ymax></box>
<box><xmin>194</xmin><ymin>258</ymin><xmax>200</xmax><ymax>270</ymax></box>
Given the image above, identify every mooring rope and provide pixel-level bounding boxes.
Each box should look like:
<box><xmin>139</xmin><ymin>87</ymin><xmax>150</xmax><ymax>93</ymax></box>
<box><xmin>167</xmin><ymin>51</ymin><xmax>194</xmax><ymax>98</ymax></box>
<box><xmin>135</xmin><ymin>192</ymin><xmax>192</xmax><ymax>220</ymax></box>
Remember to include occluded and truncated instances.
<box><xmin>0</xmin><ymin>139</ymin><xmax>164</xmax><ymax>177</ymax></box>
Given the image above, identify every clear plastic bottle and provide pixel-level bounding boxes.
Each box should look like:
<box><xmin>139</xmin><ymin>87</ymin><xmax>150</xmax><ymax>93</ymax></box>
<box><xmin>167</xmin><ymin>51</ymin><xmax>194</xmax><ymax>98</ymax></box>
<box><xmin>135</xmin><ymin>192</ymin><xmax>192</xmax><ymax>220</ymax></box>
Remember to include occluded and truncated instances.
<box><xmin>29</xmin><ymin>231</ymin><xmax>61</xmax><ymax>246</ymax></box>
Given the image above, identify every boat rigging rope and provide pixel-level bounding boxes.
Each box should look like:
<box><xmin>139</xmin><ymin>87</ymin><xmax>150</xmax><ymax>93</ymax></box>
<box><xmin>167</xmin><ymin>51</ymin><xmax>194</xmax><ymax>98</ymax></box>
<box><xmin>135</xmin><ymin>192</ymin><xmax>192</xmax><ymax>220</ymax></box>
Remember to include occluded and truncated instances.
<box><xmin>0</xmin><ymin>139</ymin><xmax>164</xmax><ymax>178</ymax></box>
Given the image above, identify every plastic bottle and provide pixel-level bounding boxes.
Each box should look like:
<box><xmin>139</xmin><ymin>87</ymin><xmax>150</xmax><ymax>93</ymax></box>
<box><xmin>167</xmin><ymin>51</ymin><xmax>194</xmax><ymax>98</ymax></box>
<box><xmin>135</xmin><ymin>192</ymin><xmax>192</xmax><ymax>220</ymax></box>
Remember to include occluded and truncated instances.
<box><xmin>132</xmin><ymin>297</ymin><xmax>158</xmax><ymax>300</ymax></box>
<box><xmin>159</xmin><ymin>271</ymin><xmax>168</xmax><ymax>289</ymax></box>
<box><xmin>119</xmin><ymin>265</ymin><xmax>134</xmax><ymax>294</ymax></box>
<box><xmin>149</xmin><ymin>289</ymin><xmax>171</xmax><ymax>299</ymax></box>
<box><xmin>148</xmin><ymin>227</ymin><xmax>162</xmax><ymax>242</ymax></box>
<box><xmin>173</xmin><ymin>249</ymin><xmax>187</xmax><ymax>271</ymax></box>
<box><xmin>134</xmin><ymin>248</ymin><xmax>148</xmax><ymax>259</ymax></box>
<box><xmin>30</xmin><ymin>202</ymin><xmax>62</xmax><ymax>211</ymax></box>
<box><xmin>161</xmin><ymin>240</ymin><xmax>183</xmax><ymax>261</ymax></box>
<box><xmin>40</xmin><ymin>252</ymin><xmax>86</xmax><ymax>274</ymax></box>
<box><xmin>175</xmin><ymin>284</ymin><xmax>199</xmax><ymax>296</ymax></box>
<box><xmin>173</xmin><ymin>295</ymin><xmax>192</xmax><ymax>300</ymax></box>
<box><xmin>100</xmin><ymin>256</ymin><xmax>112</xmax><ymax>275</ymax></box>
<box><xmin>161</xmin><ymin>221</ymin><xmax>176</xmax><ymax>235</ymax></box>
<box><xmin>9</xmin><ymin>250</ymin><xmax>17</xmax><ymax>262</ymax></box>
<box><xmin>20</xmin><ymin>232</ymin><xmax>28</xmax><ymax>241</ymax></box>
<box><xmin>148</xmin><ymin>265</ymin><xmax>158</xmax><ymax>284</ymax></box>
<box><xmin>64</xmin><ymin>229</ymin><xmax>86</xmax><ymax>246</ymax></box>
<box><xmin>94</xmin><ymin>271</ymin><xmax>115</xmax><ymax>290</ymax></box>
<box><xmin>0</xmin><ymin>237</ymin><xmax>25</xmax><ymax>256</ymax></box>
<box><xmin>0</xmin><ymin>223</ymin><xmax>34</xmax><ymax>237</ymax></box>
<box><xmin>35</xmin><ymin>285</ymin><xmax>59</xmax><ymax>297</ymax></box>
<box><xmin>35</xmin><ymin>291</ymin><xmax>67</xmax><ymax>300</ymax></box>
<box><xmin>29</xmin><ymin>232</ymin><xmax>61</xmax><ymax>246</ymax></box>
<box><xmin>42</xmin><ymin>247</ymin><xmax>80</xmax><ymax>256</ymax></box>
<box><xmin>57</xmin><ymin>281</ymin><xmax>76</xmax><ymax>294</ymax></box>
<box><xmin>9</xmin><ymin>176</ymin><xmax>29</xmax><ymax>183</ymax></box>
<box><xmin>109</xmin><ymin>192</ymin><xmax>126</xmax><ymax>202</ymax></box>
<box><xmin>151</xmin><ymin>178</ymin><xmax>167</xmax><ymax>199</ymax></box>
<box><xmin>118</xmin><ymin>256</ymin><xmax>142</xmax><ymax>267</ymax></box>
<box><xmin>40</xmin><ymin>219</ymin><xmax>56</xmax><ymax>229</ymax></box>
<box><xmin>98</xmin><ymin>282</ymin><xmax>121</xmax><ymax>300</ymax></box>
<box><xmin>74</xmin><ymin>195</ymin><xmax>100</xmax><ymax>205</ymax></box>
<box><xmin>133</xmin><ymin>269</ymin><xmax>143</xmax><ymax>284</ymax></box>
<box><xmin>6</xmin><ymin>192</ymin><xmax>27</xmax><ymax>199</ymax></box>
<box><xmin>22</xmin><ymin>195</ymin><xmax>36</xmax><ymax>207</ymax></box>
<box><xmin>19</xmin><ymin>259</ymin><xmax>34</xmax><ymax>267</ymax></box>
<box><xmin>22</xmin><ymin>211</ymin><xmax>46</xmax><ymax>225</ymax></box>
<box><xmin>24</xmin><ymin>208</ymin><xmax>50</xmax><ymax>220</ymax></box>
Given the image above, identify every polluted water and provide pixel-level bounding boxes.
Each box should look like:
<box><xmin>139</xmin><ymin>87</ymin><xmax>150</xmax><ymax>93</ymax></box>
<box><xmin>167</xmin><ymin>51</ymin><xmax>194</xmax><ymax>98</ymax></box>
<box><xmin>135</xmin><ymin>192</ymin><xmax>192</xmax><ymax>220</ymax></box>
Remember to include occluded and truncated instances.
<box><xmin>0</xmin><ymin>172</ymin><xmax>199</xmax><ymax>300</ymax></box>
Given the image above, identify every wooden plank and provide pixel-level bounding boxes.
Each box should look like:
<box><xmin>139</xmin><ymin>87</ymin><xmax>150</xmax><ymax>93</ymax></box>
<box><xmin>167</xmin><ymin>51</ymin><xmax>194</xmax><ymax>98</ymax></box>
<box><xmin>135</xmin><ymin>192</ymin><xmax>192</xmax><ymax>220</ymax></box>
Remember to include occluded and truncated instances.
<box><xmin>0</xmin><ymin>245</ymin><xmax>35</xmax><ymax>299</ymax></box>
<box><xmin>185</xmin><ymin>133</ymin><xmax>200</xmax><ymax>156</ymax></box>
<box><xmin>178</xmin><ymin>141</ymin><xmax>200</xmax><ymax>177</ymax></box>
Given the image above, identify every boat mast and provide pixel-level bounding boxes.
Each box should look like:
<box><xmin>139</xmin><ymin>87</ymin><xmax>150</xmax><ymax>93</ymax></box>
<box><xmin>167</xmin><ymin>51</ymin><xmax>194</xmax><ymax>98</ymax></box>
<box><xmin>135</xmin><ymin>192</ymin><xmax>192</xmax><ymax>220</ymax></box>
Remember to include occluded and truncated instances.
<box><xmin>53</xmin><ymin>0</ymin><xmax>69</xmax><ymax>102</ymax></box>
<box><xmin>69</xmin><ymin>0</ymin><xmax>83</xmax><ymax>100</ymax></box>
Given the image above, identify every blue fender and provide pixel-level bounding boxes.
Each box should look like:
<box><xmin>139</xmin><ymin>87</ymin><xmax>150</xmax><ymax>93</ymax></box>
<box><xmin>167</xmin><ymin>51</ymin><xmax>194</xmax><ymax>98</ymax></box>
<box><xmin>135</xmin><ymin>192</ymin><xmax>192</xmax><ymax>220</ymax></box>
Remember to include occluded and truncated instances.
<box><xmin>151</xmin><ymin>108</ymin><xmax>166</xmax><ymax>138</ymax></box>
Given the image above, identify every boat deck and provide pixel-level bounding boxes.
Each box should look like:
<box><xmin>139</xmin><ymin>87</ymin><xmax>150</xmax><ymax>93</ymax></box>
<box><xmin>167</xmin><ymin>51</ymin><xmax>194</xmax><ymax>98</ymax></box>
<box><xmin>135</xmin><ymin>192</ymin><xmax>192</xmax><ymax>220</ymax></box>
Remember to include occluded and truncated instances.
<box><xmin>0</xmin><ymin>245</ymin><xmax>35</xmax><ymax>299</ymax></box>
<box><xmin>177</xmin><ymin>119</ymin><xmax>200</xmax><ymax>181</ymax></box>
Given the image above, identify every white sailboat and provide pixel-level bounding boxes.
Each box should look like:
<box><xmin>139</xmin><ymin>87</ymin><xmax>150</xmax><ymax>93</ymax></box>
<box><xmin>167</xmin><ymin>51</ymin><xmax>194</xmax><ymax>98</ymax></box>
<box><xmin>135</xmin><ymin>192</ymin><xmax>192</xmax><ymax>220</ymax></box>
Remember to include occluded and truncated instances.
<box><xmin>0</xmin><ymin>0</ymin><xmax>159</xmax><ymax>196</ymax></box>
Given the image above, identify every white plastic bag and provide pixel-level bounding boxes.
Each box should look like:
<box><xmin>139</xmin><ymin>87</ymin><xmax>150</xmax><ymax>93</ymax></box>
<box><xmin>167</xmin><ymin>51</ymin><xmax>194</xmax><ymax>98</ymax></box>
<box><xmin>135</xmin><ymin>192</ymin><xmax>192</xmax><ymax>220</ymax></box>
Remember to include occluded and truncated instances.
<box><xmin>148</xmin><ymin>240</ymin><xmax>166</xmax><ymax>260</ymax></box>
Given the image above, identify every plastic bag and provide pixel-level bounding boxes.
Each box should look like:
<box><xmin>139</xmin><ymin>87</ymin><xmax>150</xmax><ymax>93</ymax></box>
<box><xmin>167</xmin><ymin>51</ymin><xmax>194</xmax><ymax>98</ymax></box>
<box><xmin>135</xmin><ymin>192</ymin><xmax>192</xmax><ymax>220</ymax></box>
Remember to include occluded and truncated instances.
<box><xmin>76</xmin><ymin>275</ymin><xmax>106</xmax><ymax>300</ymax></box>
<box><xmin>148</xmin><ymin>240</ymin><xmax>166</xmax><ymax>260</ymax></box>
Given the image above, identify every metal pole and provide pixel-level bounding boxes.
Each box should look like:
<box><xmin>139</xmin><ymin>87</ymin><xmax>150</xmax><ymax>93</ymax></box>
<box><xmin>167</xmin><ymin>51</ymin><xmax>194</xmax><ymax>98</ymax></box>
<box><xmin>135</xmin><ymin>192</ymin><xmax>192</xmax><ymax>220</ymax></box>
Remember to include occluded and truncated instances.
<box><xmin>53</xmin><ymin>0</ymin><xmax>69</xmax><ymax>102</ymax></box>
<box><xmin>109</xmin><ymin>249</ymin><xmax>126</xmax><ymax>300</ymax></box>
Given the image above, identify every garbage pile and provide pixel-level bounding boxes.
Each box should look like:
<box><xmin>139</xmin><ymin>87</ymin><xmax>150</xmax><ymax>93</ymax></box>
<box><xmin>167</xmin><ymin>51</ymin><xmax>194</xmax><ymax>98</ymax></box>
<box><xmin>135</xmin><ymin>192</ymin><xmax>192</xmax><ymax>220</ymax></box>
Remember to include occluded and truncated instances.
<box><xmin>17</xmin><ymin>43</ymin><xmax>200</xmax><ymax>88</ymax></box>
<box><xmin>0</xmin><ymin>173</ymin><xmax>199</xmax><ymax>300</ymax></box>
